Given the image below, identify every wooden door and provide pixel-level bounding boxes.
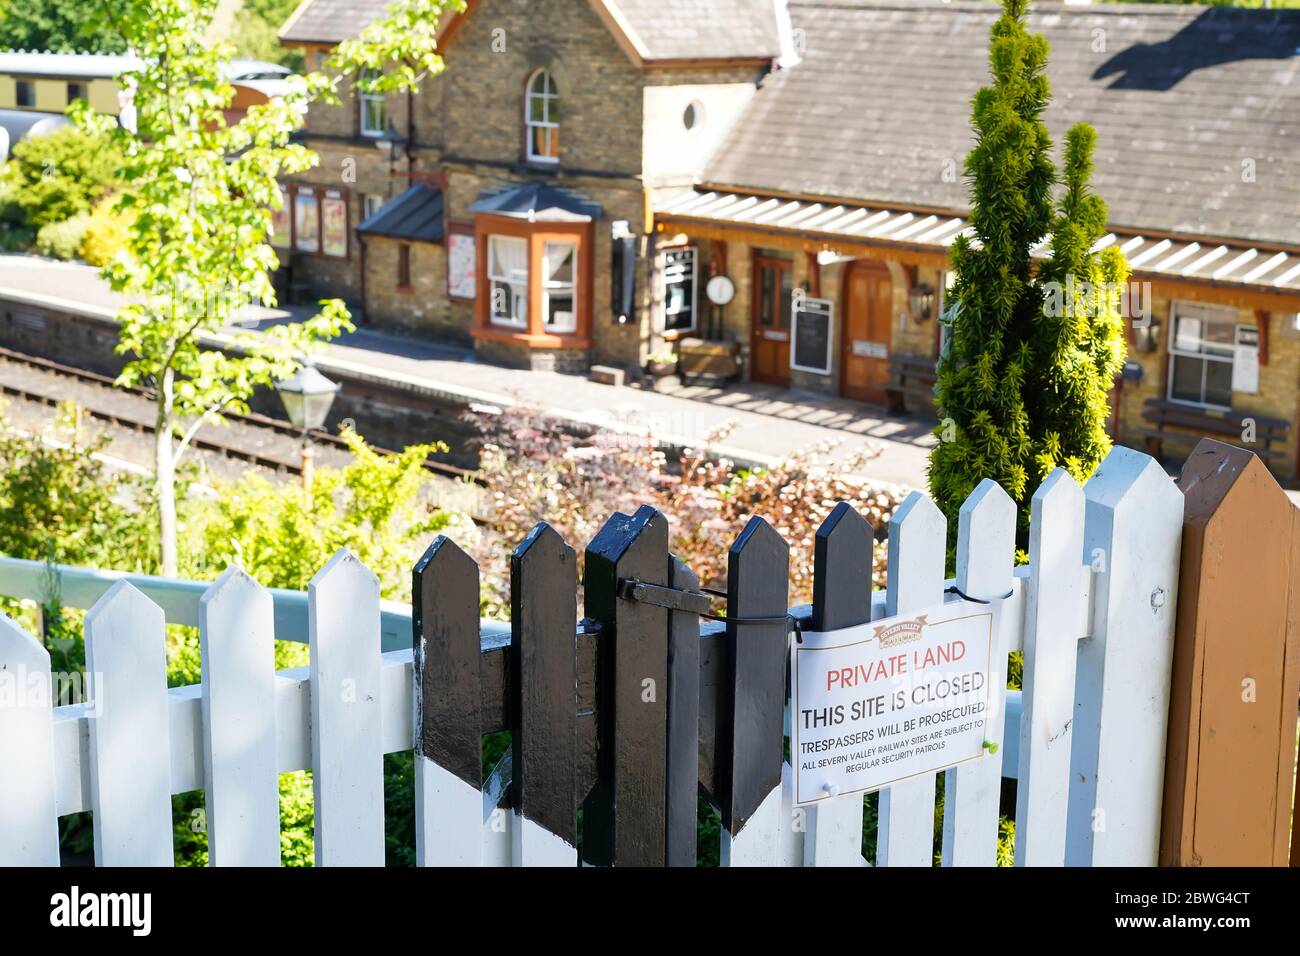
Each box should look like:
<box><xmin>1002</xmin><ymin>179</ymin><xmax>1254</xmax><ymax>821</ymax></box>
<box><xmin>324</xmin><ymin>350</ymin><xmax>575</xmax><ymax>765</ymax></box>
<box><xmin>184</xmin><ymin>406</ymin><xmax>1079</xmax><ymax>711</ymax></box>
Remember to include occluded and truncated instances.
<box><xmin>751</xmin><ymin>255</ymin><xmax>793</xmax><ymax>386</ymax></box>
<box><xmin>840</xmin><ymin>260</ymin><xmax>893</xmax><ymax>404</ymax></box>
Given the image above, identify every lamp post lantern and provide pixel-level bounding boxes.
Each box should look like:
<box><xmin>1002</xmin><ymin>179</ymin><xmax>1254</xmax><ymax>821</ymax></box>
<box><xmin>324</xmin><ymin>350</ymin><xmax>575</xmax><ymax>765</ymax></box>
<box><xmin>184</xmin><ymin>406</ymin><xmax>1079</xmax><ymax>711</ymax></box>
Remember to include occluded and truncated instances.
<box><xmin>375</xmin><ymin>119</ymin><xmax>408</xmax><ymax>185</ymax></box>
<box><xmin>275</xmin><ymin>362</ymin><xmax>339</xmax><ymax>491</ymax></box>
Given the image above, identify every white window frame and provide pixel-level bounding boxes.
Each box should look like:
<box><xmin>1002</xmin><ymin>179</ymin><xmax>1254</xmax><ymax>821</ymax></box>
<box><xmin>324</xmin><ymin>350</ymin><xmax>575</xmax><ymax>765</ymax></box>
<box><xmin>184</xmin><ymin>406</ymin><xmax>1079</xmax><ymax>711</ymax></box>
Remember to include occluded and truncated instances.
<box><xmin>359</xmin><ymin>70</ymin><xmax>386</xmax><ymax>138</ymax></box>
<box><xmin>1166</xmin><ymin>300</ymin><xmax>1236</xmax><ymax>411</ymax></box>
<box><xmin>660</xmin><ymin>247</ymin><xmax>698</xmax><ymax>334</ymax></box>
<box><xmin>363</xmin><ymin>194</ymin><xmax>385</xmax><ymax>221</ymax></box>
<box><xmin>488</xmin><ymin>235</ymin><xmax>529</xmax><ymax>329</ymax></box>
<box><xmin>525</xmin><ymin>69</ymin><xmax>559</xmax><ymax>165</ymax></box>
<box><xmin>542</xmin><ymin>240</ymin><xmax>578</xmax><ymax>334</ymax></box>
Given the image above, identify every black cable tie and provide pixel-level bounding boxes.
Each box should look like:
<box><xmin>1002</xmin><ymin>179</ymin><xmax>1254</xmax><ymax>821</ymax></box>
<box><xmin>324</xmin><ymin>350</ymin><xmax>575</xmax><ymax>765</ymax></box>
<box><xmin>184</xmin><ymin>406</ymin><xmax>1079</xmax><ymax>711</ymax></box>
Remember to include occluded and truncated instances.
<box><xmin>620</xmin><ymin>579</ymin><xmax>803</xmax><ymax>642</ymax></box>
<box><xmin>944</xmin><ymin>584</ymin><xmax>1015</xmax><ymax>604</ymax></box>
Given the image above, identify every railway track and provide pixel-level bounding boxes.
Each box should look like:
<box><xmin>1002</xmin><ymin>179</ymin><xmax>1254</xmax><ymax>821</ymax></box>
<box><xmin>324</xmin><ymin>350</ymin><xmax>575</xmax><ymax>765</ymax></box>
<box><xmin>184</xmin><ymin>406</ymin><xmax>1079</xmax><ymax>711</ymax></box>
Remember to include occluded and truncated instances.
<box><xmin>0</xmin><ymin>344</ymin><xmax>480</xmax><ymax>484</ymax></box>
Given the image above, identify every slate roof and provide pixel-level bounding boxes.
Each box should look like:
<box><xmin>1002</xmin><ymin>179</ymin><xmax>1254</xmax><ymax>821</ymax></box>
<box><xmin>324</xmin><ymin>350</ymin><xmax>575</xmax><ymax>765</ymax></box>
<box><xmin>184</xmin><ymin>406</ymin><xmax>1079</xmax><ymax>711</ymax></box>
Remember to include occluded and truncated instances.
<box><xmin>357</xmin><ymin>183</ymin><xmax>445</xmax><ymax>243</ymax></box>
<box><xmin>703</xmin><ymin>1</ymin><xmax>1300</xmax><ymax>247</ymax></box>
<box><xmin>279</xmin><ymin>0</ymin><xmax>390</xmax><ymax>44</ymax></box>
<box><xmin>469</xmin><ymin>182</ymin><xmax>604</xmax><ymax>221</ymax></box>
<box><xmin>279</xmin><ymin>0</ymin><xmax>781</xmax><ymax>59</ymax></box>
<box><xmin>609</xmin><ymin>0</ymin><xmax>782</xmax><ymax>60</ymax></box>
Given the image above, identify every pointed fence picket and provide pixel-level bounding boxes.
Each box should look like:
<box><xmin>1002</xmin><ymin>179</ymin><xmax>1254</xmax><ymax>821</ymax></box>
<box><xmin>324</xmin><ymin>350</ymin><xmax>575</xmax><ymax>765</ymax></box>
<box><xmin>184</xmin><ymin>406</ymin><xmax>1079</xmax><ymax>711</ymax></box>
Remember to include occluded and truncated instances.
<box><xmin>309</xmin><ymin>550</ymin><xmax>385</xmax><ymax>866</ymax></box>
<box><xmin>510</xmin><ymin>524</ymin><xmax>578</xmax><ymax>865</ymax></box>
<box><xmin>1016</xmin><ymin>470</ymin><xmax>1086</xmax><ymax>866</ymax></box>
<box><xmin>0</xmin><ymin>612</ymin><xmax>59</xmax><ymax>865</ymax></box>
<box><xmin>1068</xmin><ymin>447</ymin><xmax>1184</xmax><ymax>865</ymax></box>
<box><xmin>412</xmin><ymin>536</ymin><xmax>483</xmax><ymax>866</ymax></box>
<box><xmin>199</xmin><ymin>568</ymin><xmax>279</xmax><ymax>867</ymax></box>
<box><xmin>717</xmin><ymin>517</ymin><xmax>789</xmax><ymax>867</ymax></box>
<box><xmin>85</xmin><ymin>581</ymin><xmax>173</xmax><ymax>867</ymax></box>
<box><xmin>943</xmin><ymin>478</ymin><xmax>1017</xmax><ymax>866</ymax></box>
<box><xmin>876</xmin><ymin>492</ymin><xmax>947</xmax><ymax>866</ymax></box>
<box><xmin>800</xmin><ymin>502</ymin><xmax>873</xmax><ymax>866</ymax></box>
<box><xmin>0</xmin><ymin>445</ymin><xmax>1193</xmax><ymax>868</ymax></box>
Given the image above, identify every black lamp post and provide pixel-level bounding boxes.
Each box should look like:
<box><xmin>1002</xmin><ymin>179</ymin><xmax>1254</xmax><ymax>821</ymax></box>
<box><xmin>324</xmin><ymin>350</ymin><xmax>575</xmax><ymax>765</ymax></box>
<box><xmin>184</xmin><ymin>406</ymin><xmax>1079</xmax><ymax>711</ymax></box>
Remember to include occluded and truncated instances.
<box><xmin>275</xmin><ymin>362</ymin><xmax>340</xmax><ymax>491</ymax></box>
<box><xmin>375</xmin><ymin>119</ymin><xmax>408</xmax><ymax>186</ymax></box>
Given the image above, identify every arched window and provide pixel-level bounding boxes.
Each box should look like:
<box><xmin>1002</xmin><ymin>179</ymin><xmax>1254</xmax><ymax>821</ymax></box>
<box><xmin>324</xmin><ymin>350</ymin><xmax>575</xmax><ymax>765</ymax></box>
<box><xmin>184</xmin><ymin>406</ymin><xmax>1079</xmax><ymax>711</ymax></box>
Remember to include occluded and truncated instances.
<box><xmin>525</xmin><ymin>69</ymin><xmax>559</xmax><ymax>164</ymax></box>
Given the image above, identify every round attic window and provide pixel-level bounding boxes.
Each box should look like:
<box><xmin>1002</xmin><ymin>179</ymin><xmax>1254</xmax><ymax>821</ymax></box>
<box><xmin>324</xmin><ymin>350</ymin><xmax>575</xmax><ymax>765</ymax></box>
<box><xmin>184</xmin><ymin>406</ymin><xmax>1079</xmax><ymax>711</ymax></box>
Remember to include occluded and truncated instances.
<box><xmin>682</xmin><ymin>101</ymin><xmax>704</xmax><ymax>131</ymax></box>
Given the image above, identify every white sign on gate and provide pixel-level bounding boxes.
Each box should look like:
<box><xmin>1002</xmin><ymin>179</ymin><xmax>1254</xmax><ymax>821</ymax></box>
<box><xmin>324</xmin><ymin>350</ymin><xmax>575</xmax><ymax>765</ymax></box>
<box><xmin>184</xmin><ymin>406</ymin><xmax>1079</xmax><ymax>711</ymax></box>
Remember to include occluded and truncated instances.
<box><xmin>791</xmin><ymin>598</ymin><xmax>999</xmax><ymax>806</ymax></box>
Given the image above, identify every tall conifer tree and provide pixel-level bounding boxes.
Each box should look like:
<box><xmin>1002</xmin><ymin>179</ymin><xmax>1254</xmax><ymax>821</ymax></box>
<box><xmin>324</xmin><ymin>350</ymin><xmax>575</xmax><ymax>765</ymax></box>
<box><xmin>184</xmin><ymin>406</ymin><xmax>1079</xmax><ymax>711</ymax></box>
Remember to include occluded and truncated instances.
<box><xmin>928</xmin><ymin>0</ymin><xmax>1128</xmax><ymax>549</ymax></box>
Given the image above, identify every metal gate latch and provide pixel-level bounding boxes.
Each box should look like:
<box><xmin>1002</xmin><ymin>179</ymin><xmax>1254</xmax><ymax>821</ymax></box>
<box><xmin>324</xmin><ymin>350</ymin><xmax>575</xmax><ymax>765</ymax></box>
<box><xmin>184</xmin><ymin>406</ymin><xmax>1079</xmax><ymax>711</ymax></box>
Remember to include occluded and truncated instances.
<box><xmin>617</xmin><ymin>578</ymin><xmax>801</xmax><ymax>639</ymax></box>
<box><xmin>617</xmin><ymin>578</ymin><xmax>711</xmax><ymax>615</ymax></box>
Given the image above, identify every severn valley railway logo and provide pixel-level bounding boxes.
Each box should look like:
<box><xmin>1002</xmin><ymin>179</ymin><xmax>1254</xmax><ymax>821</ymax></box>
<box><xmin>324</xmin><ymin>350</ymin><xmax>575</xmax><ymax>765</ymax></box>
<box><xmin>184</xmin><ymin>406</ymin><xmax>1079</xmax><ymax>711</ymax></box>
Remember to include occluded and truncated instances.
<box><xmin>874</xmin><ymin>614</ymin><xmax>928</xmax><ymax>648</ymax></box>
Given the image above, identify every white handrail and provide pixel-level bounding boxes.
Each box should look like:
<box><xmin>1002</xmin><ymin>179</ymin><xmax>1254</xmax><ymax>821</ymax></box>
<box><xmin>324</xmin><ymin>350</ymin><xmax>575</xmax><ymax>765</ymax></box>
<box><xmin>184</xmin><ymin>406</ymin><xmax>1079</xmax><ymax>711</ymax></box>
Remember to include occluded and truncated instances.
<box><xmin>0</xmin><ymin>554</ymin><xmax>510</xmax><ymax>652</ymax></box>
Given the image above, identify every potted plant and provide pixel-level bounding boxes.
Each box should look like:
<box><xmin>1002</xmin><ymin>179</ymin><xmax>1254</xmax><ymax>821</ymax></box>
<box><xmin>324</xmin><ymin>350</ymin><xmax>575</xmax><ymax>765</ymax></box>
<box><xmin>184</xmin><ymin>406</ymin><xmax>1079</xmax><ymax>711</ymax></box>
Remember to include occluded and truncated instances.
<box><xmin>645</xmin><ymin>348</ymin><xmax>677</xmax><ymax>378</ymax></box>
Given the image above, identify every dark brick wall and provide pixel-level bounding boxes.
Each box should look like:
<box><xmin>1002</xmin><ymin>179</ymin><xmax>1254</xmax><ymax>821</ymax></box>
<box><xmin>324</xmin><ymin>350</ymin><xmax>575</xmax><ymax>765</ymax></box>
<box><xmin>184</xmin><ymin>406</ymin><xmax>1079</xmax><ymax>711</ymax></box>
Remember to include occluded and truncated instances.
<box><xmin>0</xmin><ymin>300</ymin><xmax>482</xmax><ymax>468</ymax></box>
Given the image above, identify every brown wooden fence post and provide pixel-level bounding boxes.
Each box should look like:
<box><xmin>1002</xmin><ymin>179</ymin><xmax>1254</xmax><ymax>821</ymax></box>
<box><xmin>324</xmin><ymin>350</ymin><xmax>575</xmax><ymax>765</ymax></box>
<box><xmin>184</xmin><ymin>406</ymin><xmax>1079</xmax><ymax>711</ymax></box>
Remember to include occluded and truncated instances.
<box><xmin>1161</xmin><ymin>438</ymin><xmax>1300</xmax><ymax>866</ymax></box>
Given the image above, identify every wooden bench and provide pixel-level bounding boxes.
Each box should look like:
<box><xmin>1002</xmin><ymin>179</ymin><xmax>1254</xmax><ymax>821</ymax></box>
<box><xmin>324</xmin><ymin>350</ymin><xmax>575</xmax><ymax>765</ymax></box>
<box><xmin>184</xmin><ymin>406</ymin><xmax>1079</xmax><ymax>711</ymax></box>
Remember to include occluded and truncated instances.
<box><xmin>1137</xmin><ymin>398</ymin><xmax>1291</xmax><ymax>461</ymax></box>
<box><xmin>884</xmin><ymin>353</ymin><xmax>937</xmax><ymax>415</ymax></box>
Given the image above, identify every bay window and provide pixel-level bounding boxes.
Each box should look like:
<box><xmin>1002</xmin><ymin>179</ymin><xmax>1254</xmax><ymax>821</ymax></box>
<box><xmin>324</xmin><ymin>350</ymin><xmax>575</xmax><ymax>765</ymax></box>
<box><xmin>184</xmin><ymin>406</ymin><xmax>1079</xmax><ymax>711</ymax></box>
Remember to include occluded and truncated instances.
<box><xmin>473</xmin><ymin>216</ymin><xmax>592</xmax><ymax>347</ymax></box>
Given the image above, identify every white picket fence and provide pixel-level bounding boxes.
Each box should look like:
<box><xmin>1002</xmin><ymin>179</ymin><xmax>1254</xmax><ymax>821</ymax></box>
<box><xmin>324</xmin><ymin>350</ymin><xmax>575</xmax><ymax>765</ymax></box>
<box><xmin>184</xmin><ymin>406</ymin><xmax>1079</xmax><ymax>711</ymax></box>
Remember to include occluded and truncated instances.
<box><xmin>0</xmin><ymin>445</ymin><xmax>1184</xmax><ymax>866</ymax></box>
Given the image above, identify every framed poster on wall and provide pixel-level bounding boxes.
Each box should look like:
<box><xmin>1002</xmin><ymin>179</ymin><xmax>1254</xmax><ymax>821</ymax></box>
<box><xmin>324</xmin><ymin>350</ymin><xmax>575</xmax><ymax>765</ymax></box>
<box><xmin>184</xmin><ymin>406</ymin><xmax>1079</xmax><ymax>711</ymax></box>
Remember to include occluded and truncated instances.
<box><xmin>447</xmin><ymin>222</ymin><xmax>476</xmax><ymax>300</ymax></box>
<box><xmin>321</xmin><ymin>191</ymin><xmax>348</xmax><ymax>258</ymax></box>
<box><xmin>293</xmin><ymin>189</ymin><xmax>319</xmax><ymax>253</ymax></box>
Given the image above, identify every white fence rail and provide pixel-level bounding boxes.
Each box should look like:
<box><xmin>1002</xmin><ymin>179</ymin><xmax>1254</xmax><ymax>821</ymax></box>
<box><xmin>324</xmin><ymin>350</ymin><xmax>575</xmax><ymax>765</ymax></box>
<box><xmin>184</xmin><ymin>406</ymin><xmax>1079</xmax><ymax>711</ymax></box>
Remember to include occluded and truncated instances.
<box><xmin>0</xmin><ymin>446</ymin><xmax>1183</xmax><ymax>866</ymax></box>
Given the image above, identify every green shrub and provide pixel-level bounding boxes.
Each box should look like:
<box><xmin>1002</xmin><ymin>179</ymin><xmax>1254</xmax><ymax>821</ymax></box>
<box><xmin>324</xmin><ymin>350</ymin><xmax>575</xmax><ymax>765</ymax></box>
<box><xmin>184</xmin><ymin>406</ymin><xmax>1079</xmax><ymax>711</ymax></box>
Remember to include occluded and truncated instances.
<box><xmin>35</xmin><ymin>213</ymin><xmax>90</xmax><ymax>260</ymax></box>
<box><xmin>79</xmin><ymin>197</ymin><xmax>134</xmax><ymax>267</ymax></box>
<box><xmin>185</xmin><ymin>427</ymin><xmax>472</xmax><ymax>602</ymax></box>
<box><xmin>0</xmin><ymin>405</ymin><xmax>151</xmax><ymax>570</ymax></box>
<box><xmin>5</xmin><ymin>122</ymin><xmax>123</xmax><ymax>229</ymax></box>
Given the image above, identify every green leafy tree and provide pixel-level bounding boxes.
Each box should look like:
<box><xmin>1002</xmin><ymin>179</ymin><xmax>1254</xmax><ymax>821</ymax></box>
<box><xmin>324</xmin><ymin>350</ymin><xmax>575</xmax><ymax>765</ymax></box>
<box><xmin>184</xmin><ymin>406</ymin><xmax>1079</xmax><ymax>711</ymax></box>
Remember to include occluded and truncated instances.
<box><xmin>928</xmin><ymin>0</ymin><xmax>1127</xmax><ymax>547</ymax></box>
<box><xmin>79</xmin><ymin>0</ymin><xmax>460</xmax><ymax>577</ymax></box>
<box><xmin>0</xmin><ymin>0</ymin><xmax>126</xmax><ymax>53</ymax></box>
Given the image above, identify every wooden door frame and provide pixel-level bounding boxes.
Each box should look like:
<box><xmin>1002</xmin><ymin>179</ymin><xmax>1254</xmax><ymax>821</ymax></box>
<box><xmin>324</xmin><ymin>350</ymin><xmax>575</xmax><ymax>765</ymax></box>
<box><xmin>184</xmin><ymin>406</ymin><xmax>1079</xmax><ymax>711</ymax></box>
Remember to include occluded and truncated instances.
<box><xmin>750</xmin><ymin>251</ymin><xmax>793</xmax><ymax>386</ymax></box>
<box><xmin>839</xmin><ymin>258</ymin><xmax>893</xmax><ymax>402</ymax></box>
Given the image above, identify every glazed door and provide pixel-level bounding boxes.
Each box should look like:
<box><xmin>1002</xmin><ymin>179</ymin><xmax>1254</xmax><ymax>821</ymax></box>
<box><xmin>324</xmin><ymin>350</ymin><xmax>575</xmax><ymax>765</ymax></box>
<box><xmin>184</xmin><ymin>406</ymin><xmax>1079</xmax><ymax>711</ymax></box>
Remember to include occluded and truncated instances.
<box><xmin>840</xmin><ymin>260</ymin><xmax>893</xmax><ymax>404</ymax></box>
<box><xmin>751</xmin><ymin>255</ymin><xmax>793</xmax><ymax>386</ymax></box>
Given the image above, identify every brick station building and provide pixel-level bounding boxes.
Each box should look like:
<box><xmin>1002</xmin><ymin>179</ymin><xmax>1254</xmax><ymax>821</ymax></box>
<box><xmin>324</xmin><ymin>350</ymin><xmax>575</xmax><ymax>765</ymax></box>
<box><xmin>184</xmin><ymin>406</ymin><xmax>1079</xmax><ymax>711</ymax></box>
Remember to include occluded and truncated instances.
<box><xmin>277</xmin><ymin>0</ymin><xmax>1300</xmax><ymax>479</ymax></box>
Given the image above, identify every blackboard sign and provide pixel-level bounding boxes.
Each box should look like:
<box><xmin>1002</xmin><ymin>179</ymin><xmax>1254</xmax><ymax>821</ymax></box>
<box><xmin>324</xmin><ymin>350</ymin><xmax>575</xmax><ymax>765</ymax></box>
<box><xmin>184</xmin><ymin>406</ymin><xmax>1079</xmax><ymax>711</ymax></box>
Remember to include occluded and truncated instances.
<box><xmin>791</xmin><ymin>296</ymin><xmax>834</xmax><ymax>374</ymax></box>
